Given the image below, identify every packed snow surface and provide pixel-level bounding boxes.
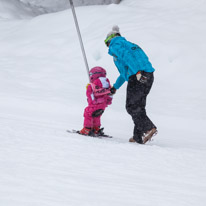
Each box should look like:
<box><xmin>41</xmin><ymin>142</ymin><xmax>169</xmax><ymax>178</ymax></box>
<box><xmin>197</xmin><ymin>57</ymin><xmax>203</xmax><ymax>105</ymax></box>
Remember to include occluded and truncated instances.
<box><xmin>0</xmin><ymin>0</ymin><xmax>206</xmax><ymax>205</ymax></box>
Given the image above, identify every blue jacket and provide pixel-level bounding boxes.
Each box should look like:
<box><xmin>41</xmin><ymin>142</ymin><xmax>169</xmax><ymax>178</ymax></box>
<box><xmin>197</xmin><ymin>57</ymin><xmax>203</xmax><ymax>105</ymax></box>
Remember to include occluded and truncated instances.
<box><xmin>108</xmin><ymin>36</ymin><xmax>155</xmax><ymax>89</ymax></box>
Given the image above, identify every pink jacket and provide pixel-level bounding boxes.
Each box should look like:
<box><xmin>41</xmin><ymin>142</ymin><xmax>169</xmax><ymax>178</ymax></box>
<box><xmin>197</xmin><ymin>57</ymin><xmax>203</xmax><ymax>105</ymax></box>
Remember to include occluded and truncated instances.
<box><xmin>86</xmin><ymin>77</ymin><xmax>112</xmax><ymax>107</ymax></box>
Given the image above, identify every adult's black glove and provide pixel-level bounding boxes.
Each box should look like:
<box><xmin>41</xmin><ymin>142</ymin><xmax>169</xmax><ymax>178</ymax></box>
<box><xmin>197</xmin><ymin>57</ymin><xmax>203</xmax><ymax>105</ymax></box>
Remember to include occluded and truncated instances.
<box><xmin>110</xmin><ymin>86</ymin><xmax>116</xmax><ymax>95</ymax></box>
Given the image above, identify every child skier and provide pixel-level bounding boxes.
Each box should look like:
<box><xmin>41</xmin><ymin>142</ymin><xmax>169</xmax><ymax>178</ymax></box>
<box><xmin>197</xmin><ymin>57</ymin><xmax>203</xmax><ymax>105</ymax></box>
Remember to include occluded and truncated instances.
<box><xmin>79</xmin><ymin>66</ymin><xmax>113</xmax><ymax>136</ymax></box>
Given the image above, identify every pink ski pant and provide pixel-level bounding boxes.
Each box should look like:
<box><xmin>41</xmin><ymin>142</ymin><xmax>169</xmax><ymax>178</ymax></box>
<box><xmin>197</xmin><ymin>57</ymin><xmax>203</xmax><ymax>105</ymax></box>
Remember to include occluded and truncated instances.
<box><xmin>83</xmin><ymin>105</ymin><xmax>105</xmax><ymax>128</ymax></box>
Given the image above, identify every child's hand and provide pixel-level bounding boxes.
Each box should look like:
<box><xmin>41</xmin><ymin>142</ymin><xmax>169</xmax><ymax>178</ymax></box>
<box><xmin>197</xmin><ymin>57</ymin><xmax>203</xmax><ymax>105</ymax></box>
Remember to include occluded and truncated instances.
<box><xmin>106</xmin><ymin>96</ymin><xmax>113</xmax><ymax>105</ymax></box>
<box><xmin>110</xmin><ymin>86</ymin><xmax>116</xmax><ymax>94</ymax></box>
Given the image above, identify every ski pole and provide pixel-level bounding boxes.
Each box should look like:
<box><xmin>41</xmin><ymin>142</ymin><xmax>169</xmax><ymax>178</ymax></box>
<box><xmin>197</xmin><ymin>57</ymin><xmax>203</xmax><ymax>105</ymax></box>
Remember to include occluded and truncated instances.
<box><xmin>68</xmin><ymin>0</ymin><xmax>90</xmax><ymax>81</ymax></box>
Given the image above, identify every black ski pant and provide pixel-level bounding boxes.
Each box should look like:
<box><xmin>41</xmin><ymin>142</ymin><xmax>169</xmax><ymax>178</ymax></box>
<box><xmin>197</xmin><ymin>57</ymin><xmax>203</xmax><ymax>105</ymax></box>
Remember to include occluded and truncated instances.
<box><xmin>126</xmin><ymin>72</ymin><xmax>156</xmax><ymax>143</ymax></box>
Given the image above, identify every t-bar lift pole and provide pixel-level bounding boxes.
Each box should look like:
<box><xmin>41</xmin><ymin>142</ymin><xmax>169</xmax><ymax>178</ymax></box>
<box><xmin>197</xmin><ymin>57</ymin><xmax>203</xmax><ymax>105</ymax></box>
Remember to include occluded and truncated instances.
<box><xmin>68</xmin><ymin>0</ymin><xmax>90</xmax><ymax>81</ymax></box>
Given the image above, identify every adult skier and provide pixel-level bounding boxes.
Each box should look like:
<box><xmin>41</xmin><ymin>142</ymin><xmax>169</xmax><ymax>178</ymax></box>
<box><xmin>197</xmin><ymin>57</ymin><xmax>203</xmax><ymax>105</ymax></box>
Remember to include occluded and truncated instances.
<box><xmin>105</xmin><ymin>25</ymin><xmax>157</xmax><ymax>144</ymax></box>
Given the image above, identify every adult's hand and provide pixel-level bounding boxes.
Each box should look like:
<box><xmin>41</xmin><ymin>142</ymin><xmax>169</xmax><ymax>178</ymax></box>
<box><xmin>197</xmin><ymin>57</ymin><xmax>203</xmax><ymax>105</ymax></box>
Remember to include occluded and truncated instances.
<box><xmin>110</xmin><ymin>86</ymin><xmax>117</xmax><ymax>95</ymax></box>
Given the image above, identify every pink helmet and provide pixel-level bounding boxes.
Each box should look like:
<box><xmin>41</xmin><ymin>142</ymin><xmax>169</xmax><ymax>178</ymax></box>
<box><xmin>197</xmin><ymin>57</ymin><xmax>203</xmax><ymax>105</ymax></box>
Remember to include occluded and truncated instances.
<box><xmin>89</xmin><ymin>66</ymin><xmax>106</xmax><ymax>83</ymax></box>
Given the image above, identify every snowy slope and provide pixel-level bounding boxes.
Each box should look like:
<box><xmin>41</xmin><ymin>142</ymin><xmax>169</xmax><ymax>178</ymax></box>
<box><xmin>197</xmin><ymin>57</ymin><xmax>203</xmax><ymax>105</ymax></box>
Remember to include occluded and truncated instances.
<box><xmin>0</xmin><ymin>0</ymin><xmax>206</xmax><ymax>205</ymax></box>
<box><xmin>0</xmin><ymin>0</ymin><xmax>121</xmax><ymax>17</ymax></box>
<box><xmin>0</xmin><ymin>0</ymin><xmax>36</xmax><ymax>19</ymax></box>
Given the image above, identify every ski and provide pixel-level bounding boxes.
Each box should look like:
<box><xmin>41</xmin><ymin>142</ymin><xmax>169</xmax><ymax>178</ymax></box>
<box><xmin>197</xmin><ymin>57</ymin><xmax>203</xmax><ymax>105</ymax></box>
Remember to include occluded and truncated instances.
<box><xmin>66</xmin><ymin>129</ymin><xmax>113</xmax><ymax>138</ymax></box>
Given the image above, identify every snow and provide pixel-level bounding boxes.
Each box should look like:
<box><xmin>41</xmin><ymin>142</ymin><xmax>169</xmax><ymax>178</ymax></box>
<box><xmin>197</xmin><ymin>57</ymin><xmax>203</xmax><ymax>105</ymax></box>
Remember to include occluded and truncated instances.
<box><xmin>0</xmin><ymin>0</ymin><xmax>35</xmax><ymax>19</ymax></box>
<box><xmin>0</xmin><ymin>0</ymin><xmax>120</xmax><ymax>17</ymax></box>
<box><xmin>0</xmin><ymin>0</ymin><xmax>206</xmax><ymax>205</ymax></box>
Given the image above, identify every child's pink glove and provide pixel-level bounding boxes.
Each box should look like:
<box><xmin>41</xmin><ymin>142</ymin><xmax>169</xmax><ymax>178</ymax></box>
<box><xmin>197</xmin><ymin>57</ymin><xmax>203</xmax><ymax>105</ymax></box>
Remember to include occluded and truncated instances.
<box><xmin>106</xmin><ymin>96</ymin><xmax>113</xmax><ymax>105</ymax></box>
